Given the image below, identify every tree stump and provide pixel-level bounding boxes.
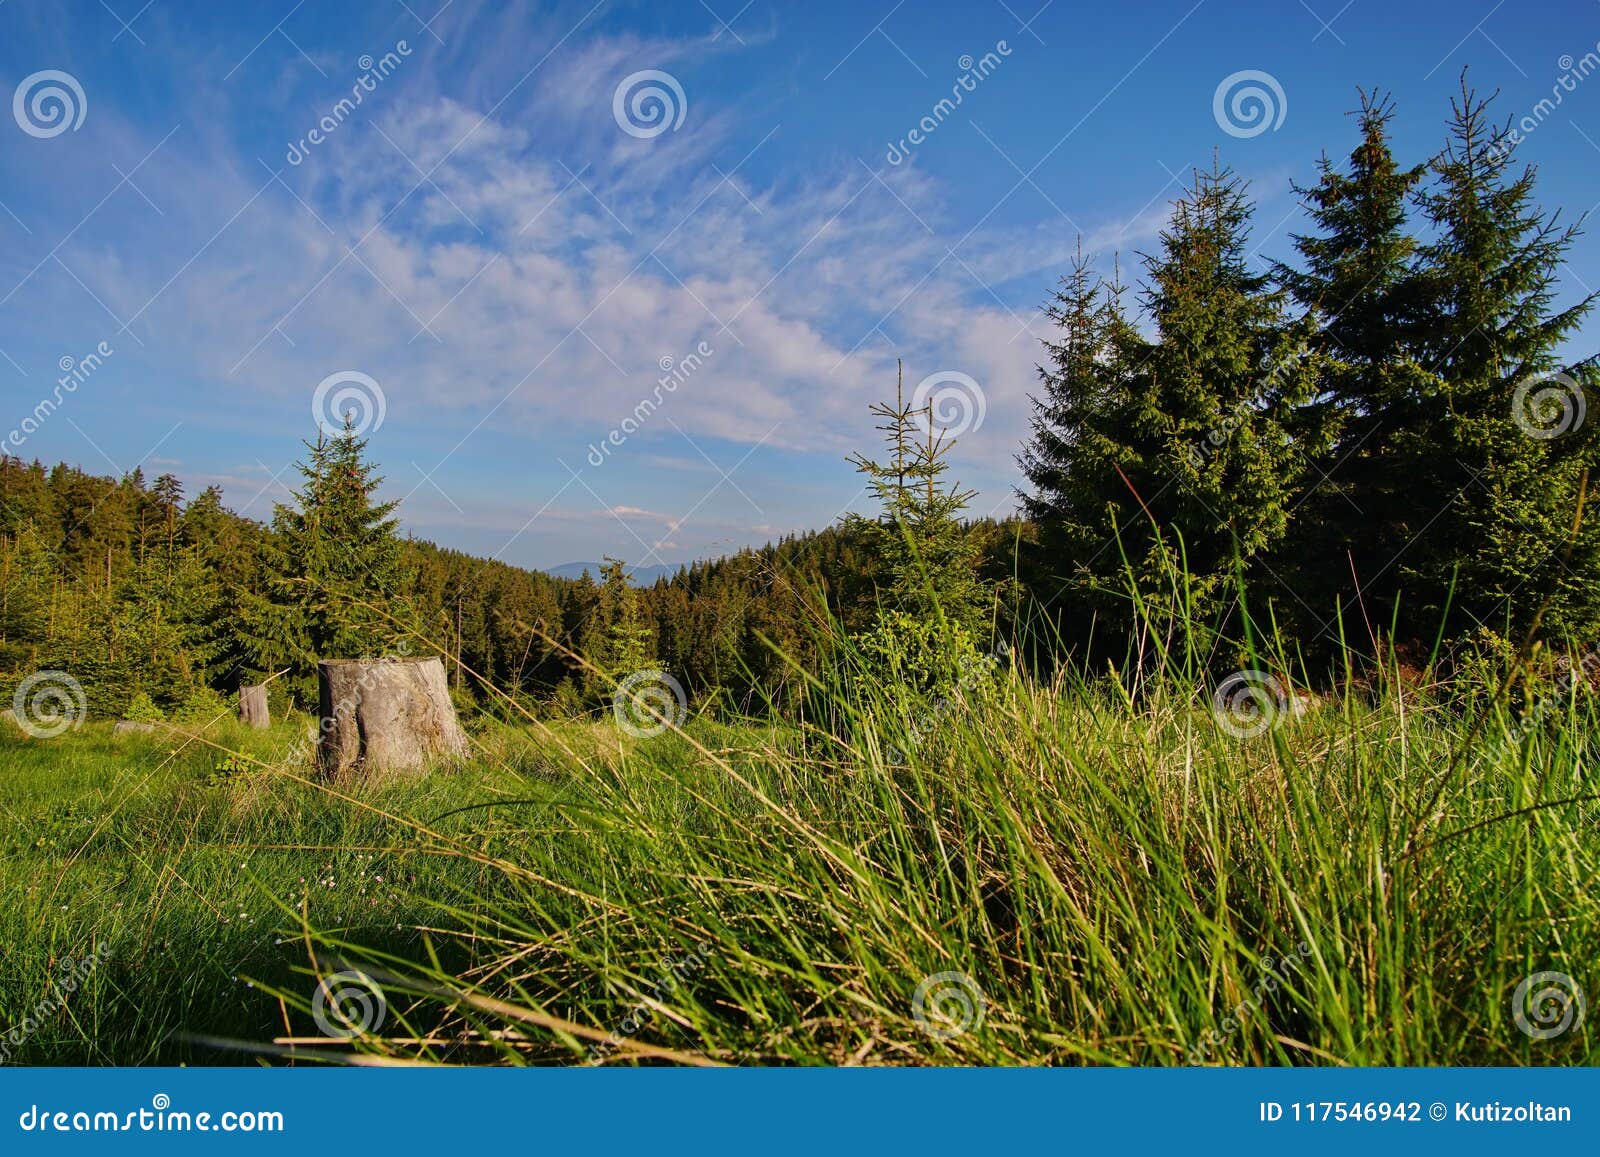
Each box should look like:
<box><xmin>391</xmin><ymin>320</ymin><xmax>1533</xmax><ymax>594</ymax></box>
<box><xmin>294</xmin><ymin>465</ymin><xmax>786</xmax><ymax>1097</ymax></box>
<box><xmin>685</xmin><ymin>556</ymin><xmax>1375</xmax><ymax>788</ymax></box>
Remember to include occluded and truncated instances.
<box><xmin>237</xmin><ymin>683</ymin><xmax>270</xmax><ymax>729</ymax></box>
<box><xmin>316</xmin><ymin>656</ymin><xmax>468</xmax><ymax>781</ymax></box>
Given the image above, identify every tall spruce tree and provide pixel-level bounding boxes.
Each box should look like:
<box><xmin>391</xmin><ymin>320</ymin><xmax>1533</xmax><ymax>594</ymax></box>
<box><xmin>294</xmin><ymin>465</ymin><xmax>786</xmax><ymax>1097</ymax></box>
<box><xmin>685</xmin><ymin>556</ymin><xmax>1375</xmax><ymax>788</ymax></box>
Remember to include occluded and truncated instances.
<box><xmin>240</xmin><ymin>415</ymin><xmax>407</xmax><ymax>697</ymax></box>
<box><xmin>1022</xmin><ymin>164</ymin><xmax>1326</xmax><ymax>657</ymax></box>
<box><xmin>1403</xmin><ymin>76</ymin><xmax>1600</xmax><ymax>641</ymax></box>
<box><xmin>1019</xmin><ymin>246</ymin><xmax>1145</xmax><ymax>634</ymax></box>
<box><xmin>1269</xmin><ymin>90</ymin><xmax>1432</xmax><ymax>637</ymax></box>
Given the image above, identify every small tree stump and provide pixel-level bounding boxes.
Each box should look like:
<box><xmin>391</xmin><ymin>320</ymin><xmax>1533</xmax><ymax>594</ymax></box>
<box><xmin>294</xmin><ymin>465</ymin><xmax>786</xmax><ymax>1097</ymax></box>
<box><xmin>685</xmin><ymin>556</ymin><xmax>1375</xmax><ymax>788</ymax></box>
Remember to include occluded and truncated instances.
<box><xmin>238</xmin><ymin>683</ymin><xmax>270</xmax><ymax>729</ymax></box>
<box><xmin>316</xmin><ymin>656</ymin><xmax>468</xmax><ymax>781</ymax></box>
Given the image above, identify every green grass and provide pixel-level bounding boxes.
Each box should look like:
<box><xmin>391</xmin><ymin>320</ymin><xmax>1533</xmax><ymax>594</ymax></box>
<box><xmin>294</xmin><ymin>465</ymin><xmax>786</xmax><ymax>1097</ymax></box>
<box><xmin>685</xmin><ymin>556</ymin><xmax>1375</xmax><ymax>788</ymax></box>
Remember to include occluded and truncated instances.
<box><xmin>0</xmin><ymin>714</ymin><xmax>536</xmax><ymax>1063</ymax></box>
<box><xmin>1</xmin><ymin>654</ymin><xmax>1596</xmax><ymax>1066</ymax></box>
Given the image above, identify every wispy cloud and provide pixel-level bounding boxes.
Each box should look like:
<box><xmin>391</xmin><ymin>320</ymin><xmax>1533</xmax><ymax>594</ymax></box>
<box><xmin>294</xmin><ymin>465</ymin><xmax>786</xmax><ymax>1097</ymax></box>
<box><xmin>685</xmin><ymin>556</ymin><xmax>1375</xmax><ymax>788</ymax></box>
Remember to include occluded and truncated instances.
<box><xmin>0</xmin><ymin>0</ymin><xmax>1176</xmax><ymax>563</ymax></box>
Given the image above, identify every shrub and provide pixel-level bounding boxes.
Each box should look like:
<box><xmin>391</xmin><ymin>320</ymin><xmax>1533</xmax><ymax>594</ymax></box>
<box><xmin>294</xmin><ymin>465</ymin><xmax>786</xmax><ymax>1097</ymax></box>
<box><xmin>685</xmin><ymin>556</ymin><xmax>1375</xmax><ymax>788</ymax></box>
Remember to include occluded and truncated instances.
<box><xmin>853</xmin><ymin>610</ymin><xmax>998</xmax><ymax>708</ymax></box>
<box><xmin>172</xmin><ymin>685</ymin><xmax>231</xmax><ymax>724</ymax></box>
<box><xmin>549</xmin><ymin>678</ymin><xmax>587</xmax><ymax>719</ymax></box>
<box><xmin>122</xmin><ymin>691</ymin><xmax>166</xmax><ymax>722</ymax></box>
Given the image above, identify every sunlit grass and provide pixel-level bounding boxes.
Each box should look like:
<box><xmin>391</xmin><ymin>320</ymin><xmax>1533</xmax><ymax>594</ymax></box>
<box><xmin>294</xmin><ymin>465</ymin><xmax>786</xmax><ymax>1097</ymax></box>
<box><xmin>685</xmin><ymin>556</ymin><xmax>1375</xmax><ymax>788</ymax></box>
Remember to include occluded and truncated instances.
<box><xmin>6</xmin><ymin>619</ymin><xmax>1591</xmax><ymax>1066</ymax></box>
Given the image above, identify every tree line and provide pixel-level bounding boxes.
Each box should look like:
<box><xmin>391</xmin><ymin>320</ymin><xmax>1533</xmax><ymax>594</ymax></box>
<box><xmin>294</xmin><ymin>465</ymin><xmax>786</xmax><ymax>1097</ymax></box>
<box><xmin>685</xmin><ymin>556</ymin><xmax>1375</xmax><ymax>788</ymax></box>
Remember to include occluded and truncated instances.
<box><xmin>0</xmin><ymin>436</ymin><xmax>1015</xmax><ymax>720</ymax></box>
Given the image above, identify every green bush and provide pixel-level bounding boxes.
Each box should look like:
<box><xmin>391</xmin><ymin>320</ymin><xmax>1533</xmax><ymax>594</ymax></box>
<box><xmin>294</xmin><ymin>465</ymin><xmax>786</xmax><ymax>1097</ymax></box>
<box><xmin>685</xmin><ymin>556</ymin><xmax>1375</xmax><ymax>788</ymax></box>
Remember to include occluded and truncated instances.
<box><xmin>172</xmin><ymin>685</ymin><xmax>231</xmax><ymax>723</ymax></box>
<box><xmin>205</xmin><ymin>752</ymin><xmax>253</xmax><ymax>787</ymax></box>
<box><xmin>122</xmin><ymin>690</ymin><xmax>166</xmax><ymax>722</ymax></box>
<box><xmin>853</xmin><ymin>610</ymin><xmax>998</xmax><ymax>707</ymax></box>
<box><xmin>549</xmin><ymin>678</ymin><xmax>587</xmax><ymax>719</ymax></box>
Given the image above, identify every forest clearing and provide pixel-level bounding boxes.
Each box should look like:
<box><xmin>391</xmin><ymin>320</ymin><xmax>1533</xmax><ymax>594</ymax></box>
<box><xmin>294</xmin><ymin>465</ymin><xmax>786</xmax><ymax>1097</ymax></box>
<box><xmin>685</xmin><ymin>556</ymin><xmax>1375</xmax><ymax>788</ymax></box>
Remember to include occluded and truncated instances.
<box><xmin>3</xmin><ymin>6</ymin><xmax>1599</xmax><ymax>1079</ymax></box>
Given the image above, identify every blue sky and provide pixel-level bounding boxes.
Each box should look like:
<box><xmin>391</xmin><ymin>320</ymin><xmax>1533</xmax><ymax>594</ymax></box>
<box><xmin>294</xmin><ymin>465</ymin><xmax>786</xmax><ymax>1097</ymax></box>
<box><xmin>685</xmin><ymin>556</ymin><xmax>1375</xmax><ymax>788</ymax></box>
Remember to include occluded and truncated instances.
<box><xmin>2</xmin><ymin>0</ymin><xmax>1598</xmax><ymax>570</ymax></box>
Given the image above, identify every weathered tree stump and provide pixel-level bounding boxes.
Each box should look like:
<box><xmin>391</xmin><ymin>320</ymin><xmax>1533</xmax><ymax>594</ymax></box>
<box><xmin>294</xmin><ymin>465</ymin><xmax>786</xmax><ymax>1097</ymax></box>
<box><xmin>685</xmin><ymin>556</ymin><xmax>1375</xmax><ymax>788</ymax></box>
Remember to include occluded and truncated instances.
<box><xmin>113</xmin><ymin>721</ymin><xmax>155</xmax><ymax>734</ymax></box>
<box><xmin>237</xmin><ymin>683</ymin><xmax>270</xmax><ymax>729</ymax></box>
<box><xmin>316</xmin><ymin>656</ymin><xmax>468</xmax><ymax>781</ymax></box>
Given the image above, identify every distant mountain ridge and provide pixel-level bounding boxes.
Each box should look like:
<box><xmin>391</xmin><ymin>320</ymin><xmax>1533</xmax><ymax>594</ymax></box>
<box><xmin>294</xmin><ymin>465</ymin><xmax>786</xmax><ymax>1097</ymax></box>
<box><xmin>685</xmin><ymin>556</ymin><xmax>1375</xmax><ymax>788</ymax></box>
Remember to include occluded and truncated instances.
<box><xmin>544</xmin><ymin>560</ymin><xmax>679</xmax><ymax>585</ymax></box>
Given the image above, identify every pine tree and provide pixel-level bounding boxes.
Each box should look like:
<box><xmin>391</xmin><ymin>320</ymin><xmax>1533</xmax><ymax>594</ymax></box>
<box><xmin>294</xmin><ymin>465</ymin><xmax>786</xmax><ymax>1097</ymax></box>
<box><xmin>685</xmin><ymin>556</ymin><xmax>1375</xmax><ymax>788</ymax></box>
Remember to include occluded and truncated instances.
<box><xmin>847</xmin><ymin>360</ymin><xmax>988</xmax><ymax>635</ymax></box>
<box><xmin>115</xmin><ymin>543</ymin><xmax>214</xmax><ymax>703</ymax></box>
<box><xmin>1269</xmin><ymin>89</ymin><xmax>1432</xmax><ymax>635</ymax></box>
<box><xmin>180</xmin><ymin>484</ymin><xmax>265</xmax><ymax>691</ymax></box>
<box><xmin>0</xmin><ymin>522</ymin><xmax>57</xmax><ymax>652</ymax></box>
<box><xmin>1022</xmin><ymin>165</ymin><xmax>1326</xmax><ymax>656</ymax></box>
<box><xmin>147</xmin><ymin>473</ymin><xmax>184</xmax><ymax>556</ymax></box>
<box><xmin>845</xmin><ymin>362</ymin><xmax>994</xmax><ymax>705</ymax></box>
<box><xmin>1018</xmin><ymin>245</ymin><xmax>1146</xmax><ymax>629</ymax></box>
<box><xmin>239</xmin><ymin>415</ymin><xmax>408</xmax><ymax>697</ymax></box>
<box><xmin>580</xmin><ymin>557</ymin><xmax>657</xmax><ymax>699</ymax></box>
<box><xmin>1403</xmin><ymin>75</ymin><xmax>1600</xmax><ymax>641</ymax></box>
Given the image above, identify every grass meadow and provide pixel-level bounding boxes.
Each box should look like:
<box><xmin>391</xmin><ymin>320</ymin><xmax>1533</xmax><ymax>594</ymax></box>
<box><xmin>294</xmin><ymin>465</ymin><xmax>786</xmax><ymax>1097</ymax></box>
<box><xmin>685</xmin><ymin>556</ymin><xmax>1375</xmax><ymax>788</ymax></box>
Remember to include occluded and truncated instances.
<box><xmin>3</xmin><ymin>636</ymin><xmax>1596</xmax><ymax>1067</ymax></box>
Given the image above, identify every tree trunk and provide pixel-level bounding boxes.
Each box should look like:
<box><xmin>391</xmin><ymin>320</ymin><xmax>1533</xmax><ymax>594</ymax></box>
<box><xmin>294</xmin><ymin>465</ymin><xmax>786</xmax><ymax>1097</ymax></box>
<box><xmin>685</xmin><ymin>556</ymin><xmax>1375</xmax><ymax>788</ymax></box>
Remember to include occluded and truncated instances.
<box><xmin>316</xmin><ymin>656</ymin><xmax>468</xmax><ymax>782</ymax></box>
<box><xmin>237</xmin><ymin>683</ymin><xmax>270</xmax><ymax>729</ymax></box>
